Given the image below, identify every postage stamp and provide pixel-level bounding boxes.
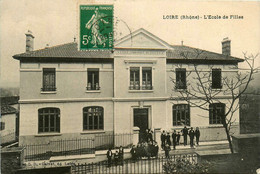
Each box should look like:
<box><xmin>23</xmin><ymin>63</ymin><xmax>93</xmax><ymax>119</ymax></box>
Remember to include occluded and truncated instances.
<box><xmin>79</xmin><ymin>5</ymin><xmax>113</xmax><ymax>50</ymax></box>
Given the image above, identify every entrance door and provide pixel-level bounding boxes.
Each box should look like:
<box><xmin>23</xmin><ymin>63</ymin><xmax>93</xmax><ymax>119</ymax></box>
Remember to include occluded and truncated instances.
<box><xmin>133</xmin><ymin>108</ymin><xmax>148</xmax><ymax>142</ymax></box>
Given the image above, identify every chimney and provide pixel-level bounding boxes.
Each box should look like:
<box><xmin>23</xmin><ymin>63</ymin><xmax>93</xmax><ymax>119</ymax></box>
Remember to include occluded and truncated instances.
<box><xmin>25</xmin><ymin>30</ymin><xmax>34</xmax><ymax>52</ymax></box>
<box><xmin>222</xmin><ymin>37</ymin><xmax>231</xmax><ymax>56</ymax></box>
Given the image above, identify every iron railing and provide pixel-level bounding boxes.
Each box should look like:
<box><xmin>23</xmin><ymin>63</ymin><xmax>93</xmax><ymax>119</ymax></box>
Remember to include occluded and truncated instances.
<box><xmin>72</xmin><ymin>154</ymin><xmax>197</xmax><ymax>174</ymax></box>
<box><xmin>22</xmin><ymin>133</ymin><xmax>133</xmax><ymax>161</ymax></box>
<box><xmin>22</xmin><ymin>138</ymin><xmax>95</xmax><ymax>161</ymax></box>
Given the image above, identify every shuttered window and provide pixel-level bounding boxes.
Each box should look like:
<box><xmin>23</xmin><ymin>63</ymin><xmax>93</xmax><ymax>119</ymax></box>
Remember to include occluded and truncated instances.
<box><xmin>42</xmin><ymin>68</ymin><xmax>56</xmax><ymax>91</ymax></box>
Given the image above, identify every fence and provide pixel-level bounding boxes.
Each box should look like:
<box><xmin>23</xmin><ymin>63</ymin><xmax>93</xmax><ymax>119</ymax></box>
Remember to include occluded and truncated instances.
<box><xmin>23</xmin><ymin>138</ymin><xmax>95</xmax><ymax>161</ymax></box>
<box><xmin>72</xmin><ymin>154</ymin><xmax>197</xmax><ymax>174</ymax></box>
<box><xmin>22</xmin><ymin>133</ymin><xmax>133</xmax><ymax>161</ymax></box>
<box><xmin>95</xmin><ymin>133</ymin><xmax>133</xmax><ymax>150</ymax></box>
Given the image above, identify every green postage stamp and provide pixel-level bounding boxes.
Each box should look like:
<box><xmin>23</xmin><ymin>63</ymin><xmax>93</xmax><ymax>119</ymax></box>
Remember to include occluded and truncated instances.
<box><xmin>80</xmin><ymin>5</ymin><xmax>113</xmax><ymax>50</ymax></box>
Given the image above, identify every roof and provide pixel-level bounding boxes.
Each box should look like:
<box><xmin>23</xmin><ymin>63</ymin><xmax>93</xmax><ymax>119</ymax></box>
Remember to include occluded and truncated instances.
<box><xmin>167</xmin><ymin>45</ymin><xmax>243</xmax><ymax>62</ymax></box>
<box><xmin>13</xmin><ymin>28</ymin><xmax>243</xmax><ymax>62</ymax></box>
<box><xmin>0</xmin><ymin>96</ymin><xmax>19</xmax><ymax>105</ymax></box>
<box><xmin>13</xmin><ymin>42</ymin><xmax>113</xmax><ymax>60</ymax></box>
<box><xmin>1</xmin><ymin>105</ymin><xmax>17</xmax><ymax>116</ymax></box>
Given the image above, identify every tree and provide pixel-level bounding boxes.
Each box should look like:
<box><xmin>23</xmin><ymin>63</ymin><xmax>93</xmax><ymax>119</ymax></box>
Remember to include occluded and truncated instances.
<box><xmin>163</xmin><ymin>156</ymin><xmax>212</xmax><ymax>174</ymax></box>
<box><xmin>170</xmin><ymin>50</ymin><xmax>258</xmax><ymax>153</ymax></box>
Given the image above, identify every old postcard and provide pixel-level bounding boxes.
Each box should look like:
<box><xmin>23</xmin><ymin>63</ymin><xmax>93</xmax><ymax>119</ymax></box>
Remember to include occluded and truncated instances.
<box><xmin>1</xmin><ymin>0</ymin><xmax>259</xmax><ymax>173</ymax></box>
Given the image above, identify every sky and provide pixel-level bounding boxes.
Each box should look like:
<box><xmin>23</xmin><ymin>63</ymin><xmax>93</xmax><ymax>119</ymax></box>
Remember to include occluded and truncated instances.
<box><xmin>0</xmin><ymin>0</ymin><xmax>260</xmax><ymax>87</ymax></box>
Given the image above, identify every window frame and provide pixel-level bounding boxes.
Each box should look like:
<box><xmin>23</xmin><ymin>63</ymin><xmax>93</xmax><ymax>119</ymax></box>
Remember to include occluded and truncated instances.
<box><xmin>129</xmin><ymin>67</ymin><xmax>153</xmax><ymax>90</ymax></box>
<box><xmin>175</xmin><ymin>68</ymin><xmax>187</xmax><ymax>89</ymax></box>
<box><xmin>83</xmin><ymin>106</ymin><xmax>104</xmax><ymax>130</ymax></box>
<box><xmin>42</xmin><ymin>68</ymin><xmax>56</xmax><ymax>92</ymax></box>
<box><xmin>209</xmin><ymin>103</ymin><xmax>225</xmax><ymax>124</ymax></box>
<box><xmin>87</xmin><ymin>69</ymin><xmax>100</xmax><ymax>90</ymax></box>
<box><xmin>212</xmin><ymin>69</ymin><xmax>222</xmax><ymax>89</ymax></box>
<box><xmin>142</xmin><ymin>67</ymin><xmax>152</xmax><ymax>90</ymax></box>
<box><xmin>172</xmin><ymin>104</ymin><xmax>190</xmax><ymax>126</ymax></box>
<box><xmin>38</xmin><ymin>107</ymin><xmax>60</xmax><ymax>133</ymax></box>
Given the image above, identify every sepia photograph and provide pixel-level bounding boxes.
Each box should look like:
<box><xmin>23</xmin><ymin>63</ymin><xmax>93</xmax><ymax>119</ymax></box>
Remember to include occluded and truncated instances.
<box><xmin>0</xmin><ymin>0</ymin><xmax>260</xmax><ymax>173</ymax></box>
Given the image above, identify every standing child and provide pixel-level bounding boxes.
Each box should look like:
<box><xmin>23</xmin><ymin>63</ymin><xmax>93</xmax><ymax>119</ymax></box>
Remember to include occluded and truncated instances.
<box><xmin>189</xmin><ymin>127</ymin><xmax>195</xmax><ymax>148</ymax></box>
<box><xmin>195</xmin><ymin>127</ymin><xmax>200</xmax><ymax>146</ymax></box>
<box><xmin>114</xmin><ymin>151</ymin><xmax>119</xmax><ymax>166</ymax></box>
<box><xmin>161</xmin><ymin>130</ymin><xmax>166</xmax><ymax>150</ymax></box>
<box><xmin>177</xmin><ymin>131</ymin><xmax>181</xmax><ymax>145</ymax></box>
<box><xmin>119</xmin><ymin>146</ymin><xmax>124</xmax><ymax>166</ymax></box>
<box><xmin>172</xmin><ymin>130</ymin><xmax>177</xmax><ymax>150</ymax></box>
<box><xmin>106</xmin><ymin>148</ymin><xmax>113</xmax><ymax>167</ymax></box>
<box><xmin>164</xmin><ymin>143</ymin><xmax>171</xmax><ymax>159</ymax></box>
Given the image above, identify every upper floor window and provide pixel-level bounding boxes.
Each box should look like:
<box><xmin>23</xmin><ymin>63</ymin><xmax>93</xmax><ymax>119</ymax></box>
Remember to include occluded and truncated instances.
<box><xmin>129</xmin><ymin>67</ymin><xmax>153</xmax><ymax>90</ymax></box>
<box><xmin>83</xmin><ymin>106</ymin><xmax>104</xmax><ymax>130</ymax></box>
<box><xmin>0</xmin><ymin>122</ymin><xmax>5</xmax><ymax>131</ymax></box>
<box><xmin>142</xmin><ymin>67</ymin><xmax>152</xmax><ymax>90</ymax></box>
<box><xmin>42</xmin><ymin>68</ymin><xmax>56</xmax><ymax>91</ymax></box>
<box><xmin>130</xmin><ymin>67</ymin><xmax>140</xmax><ymax>90</ymax></box>
<box><xmin>209</xmin><ymin>103</ymin><xmax>225</xmax><ymax>124</ymax></box>
<box><xmin>87</xmin><ymin>69</ymin><xmax>100</xmax><ymax>90</ymax></box>
<box><xmin>172</xmin><ymin>104</ymin><xmax>190</xmax><ymax>126</ymax></box>
<box><xmin>212</xmin><ymin>69</ymin><xmax>222</xmax><ymax>89</ymax></box>
<box><xmin>176</xmin><ymin>68</ymin><xmax>186</xmax><ymax>89</ymax></box>
<box><xmin>38</xmin><ymin>107</ymin><xmax>60</xmax><ymax>133</ymax></box>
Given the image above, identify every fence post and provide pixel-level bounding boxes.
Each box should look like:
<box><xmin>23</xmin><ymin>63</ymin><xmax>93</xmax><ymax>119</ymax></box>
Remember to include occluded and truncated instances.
<box><xmin>133</xmin><ymin>127</ymin><xmax>140</xmax><ymax>145</ymax></box>
<box><xmin>154</xmin><ymin>128</ymin><xmax>161</xmax><ymax>149</ymax></box>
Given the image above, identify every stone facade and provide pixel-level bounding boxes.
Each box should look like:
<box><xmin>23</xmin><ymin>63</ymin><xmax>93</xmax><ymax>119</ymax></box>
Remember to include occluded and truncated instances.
<box><xmin>14</xmin><ymin>28</ymin><xmax>241</xmax><ymax>145</ymax></box>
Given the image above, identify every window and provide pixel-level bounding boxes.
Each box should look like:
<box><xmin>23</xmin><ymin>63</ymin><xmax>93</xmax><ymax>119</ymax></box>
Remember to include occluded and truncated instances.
<box><xmin>142</xmin><ymin>67</ymin><xmax>152</xmax><ymax>90</ymax></box>
<box><xmin>87</xmin><ymin>69</ymin><xmax>100</xmax><ymax>90</ymax></box>
<box><xmin>130</xmin><ymin>67</ymin><xmax>140</xmax><ymax>90</ymax></box>
<box><xmin>209</xmin><ymin>103</ymin><xmax>225</xmax><ymax>124</ymax></box>
<box><xmin>129</xmin><ymin>67</ymin><xmax>153</xmax><ymax>90</ymax></box>
<box><xmin>42</xmin><ymin>68</ymin><xmax>56</xmax><ymax>91</ymax></box>
<box><xmin>212</xmin><ymin>69</ymin><xmax>222</xmax><ymax>89</ymax></box>
<box><xmin>38</xmin><ymin>108</ymin><xmax>60</xmax><ymax>133</ymax></box>
<box><xmin>176</xmin><ymin>68</ymin><xmax>186</xmax><ymax>89</ymax></box>
<box><xmin>83</xmin><ymin>106</ymin><xmax>104</xmax><ymax>130</ymax></box>
<box><xmin>0</xmin><ymin>122</ymin><xmax>5</xmax><ymax>131</ymax></box>
<box><xmin>172</xmin><ymin>104</ymin><xmax>190</xmax><ymax>126</ymax></box>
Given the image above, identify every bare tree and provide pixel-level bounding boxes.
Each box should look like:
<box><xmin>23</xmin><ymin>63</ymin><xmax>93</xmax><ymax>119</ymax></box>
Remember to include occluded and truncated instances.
<box><xmin>170</xmin><ymin>49</ymin><xmax>258</xmax><ymax>153</ymax></box>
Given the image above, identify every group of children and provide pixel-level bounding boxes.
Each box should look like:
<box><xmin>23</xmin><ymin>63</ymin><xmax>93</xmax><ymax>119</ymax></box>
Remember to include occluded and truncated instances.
<box><xmin>161</xmin><ymin>126</ymin><xmax>201</xmax><ymax>150</ymax></box>
<box><xmin>106</xmin><ymin>127</ymin><xmax>201</xmax><ymax>165</ymax></box>
<box><xmin>106</xmin><ymin>146</ymin><xmax>124</xmax><ymax>167</ymax></box>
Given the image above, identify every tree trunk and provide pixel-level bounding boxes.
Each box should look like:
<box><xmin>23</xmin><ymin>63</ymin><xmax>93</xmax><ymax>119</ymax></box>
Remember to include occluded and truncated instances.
<box><xmin>222</xmin><ymin>119</ymin><xmax>234</xmax><ymax>153</ymax></box>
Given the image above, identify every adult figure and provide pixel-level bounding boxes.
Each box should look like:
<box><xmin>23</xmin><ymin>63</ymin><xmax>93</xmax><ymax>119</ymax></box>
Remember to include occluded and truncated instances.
<box><xmin>182</xmin><ymin>126</ymin><xmax>189</xmax><ymax>146</ymax></box>
<box><xmin>148</xmin><ymin>130</ymin><xmax>153</xmax><ymax>142</ymax></box>
<box><xmin>161</xmin><ymin>130</ymin><xmax>166</xmax><ymax>149</ymax></box>
<box><xmin>195</xmin><ymin>127</ymin><xmax>200</xmax><ymax>145</ymax></box>
<box><xmin>166</xmin><ymin>132</ymin><xmax>171</xmax><ymax>146</ymax></box>
<box><xmin>119</xmin><ymin>146</ymin><xmax>124</xmax><ymax>165</ymax></box>
<box><xmin>172</xmin><ymin>130</ymin><xmax>177</xmax><ymax>150</ymax></box>
<box><xmin>130</xmin><ymin>145</ymin><xmax>137</xmax><ymax>162</ymax></box>
<box><xmin>177</xmin><ymin>131</ymin><xmax>181</xmax><ymax>145</ymax></box>
<box><xmin>145</xmin><ymin>129</ymin><xmax>149</xmax><ymax>142</ymax></box>
<box><xmin>164</xmin><ymin>143</ymin><xmax>171</xmax><ymax>159</ymax></box>
<box><xmin>189</xmin><ymin>127</ymin><xmax>195</xmax><ymax>148</ymax></box>
<box><xmin>106</xmin><ymin>148</ymin><xmax>113</xmax><ymax>167</ymax></box>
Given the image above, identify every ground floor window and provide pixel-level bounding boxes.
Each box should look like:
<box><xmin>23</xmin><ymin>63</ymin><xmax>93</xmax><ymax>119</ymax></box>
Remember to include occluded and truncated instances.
<box><xmin>172</xmin><ymin>104</ymin><xmax>190</xmax><ymax>126</ymax></box>
<box><xmin>83</xmin><ymin>106</ymin><xmax>104</xmax><ymax>130</ymax></box>
<box><xmin>209</xmin><ymin>103</ymin><xmax>225</xmax><ymax>124</ymax></box>
<box><xmin>38</xmin><ymin>108</ymin><xmax>60</xmax><ymax>133</ymax></box>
